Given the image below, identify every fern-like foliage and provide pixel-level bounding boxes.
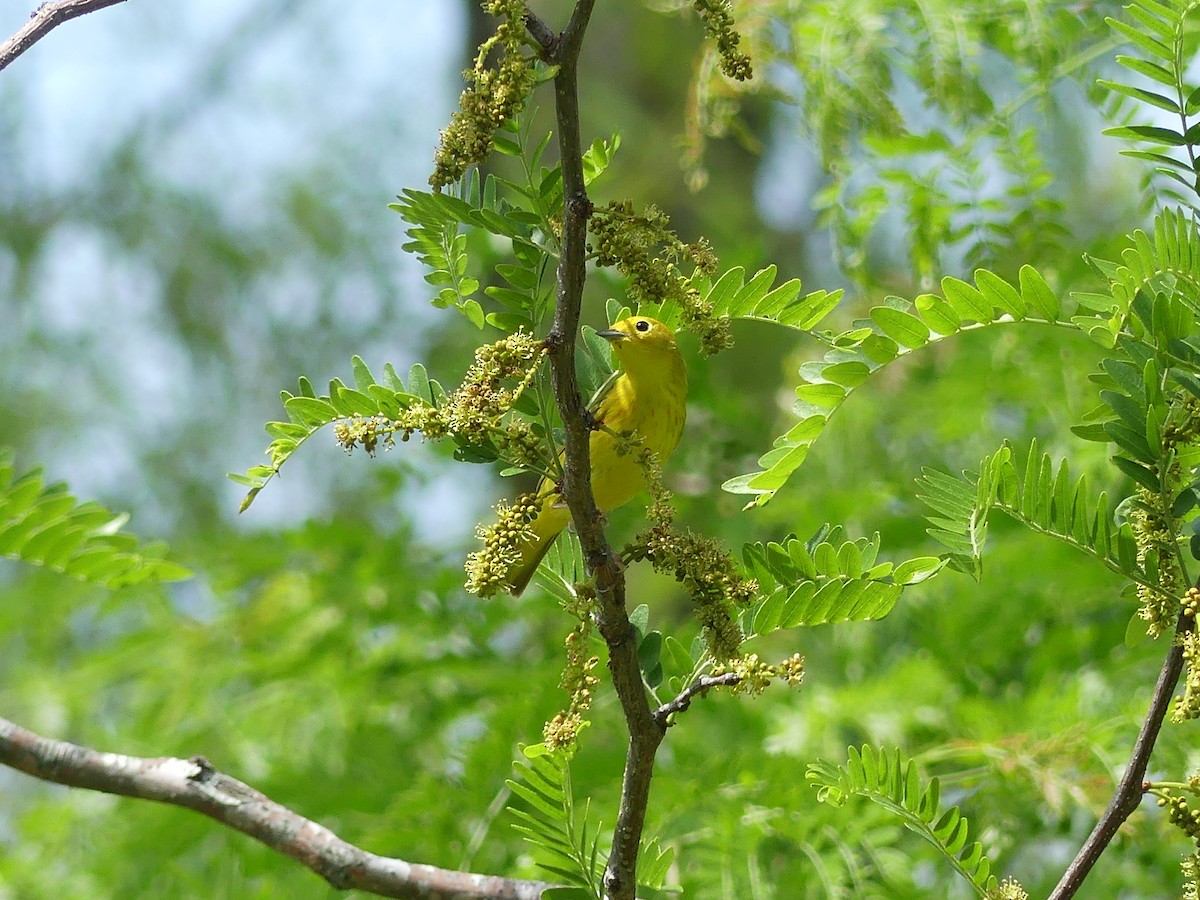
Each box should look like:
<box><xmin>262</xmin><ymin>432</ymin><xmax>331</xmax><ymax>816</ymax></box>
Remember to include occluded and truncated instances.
<box><xmin>917</xmin><ymin>440</ymin><xmax>1154</xmax><ymax>589</ymax></box>
<box><xmin>230</xmin><ymin>358</ymin><xmax>447</xmax><ymax>511</ymax></box>
<box><xmin>603</xmin><ymin>264</ymin><xmax>842</xmax><ymax>337</ymax></box>
<box><xmin>1076</xmin><ymin>207</ymin><xmax>1200</xmax><ymax>344</ymax></box>
<box><xmin>391</xmin><ymin>122</ymin><xmax>619</xmax><ymax>331</ymax></box>
<box><xmin>807</xmin><ymin>746</ymin><xmax>1003</xmax><ymax>899</ymax></box>
<box><xmin>506</xmin><ymin>744</ymin><xmax>675</xmax><ymax>898</ymax></box>
<box><xmin>1074</xmin><ymin>341</ymin><xmax>1172</xmax><ymax>490</ymax></box>
<box><xmin>702</xmin><ymin>264</ymin><xmax>843</xmax><ymax>330</ymax></box>
<box><xmin>1070</xmin><ymin>210</ymin><xmax>1200</xmax><ymax>493</ymax></box>
<box><xmin>533</xmin><ymin>533</ymin><xmax>588</xmax><ymax>606</ymax></box>
<box><xmin>723</xmin><ymin>265</ymin><xmax>1064</xmax><ymax>505</ymax></box>
<box><xmin>680</xmin><ymin>0</ymin><xmax>1114</xmax><ymax>287</ymax></box>
<box><xmin>507</xmin><ymin>744</ymin><xmax>605</xmax><ymax>896</ymax></box>
<box><xmin>0</xmin><ymin>451</ymin><xmax>189</xmax><ymax>586</ymax></box>
<box><xmin>741</xmin><ymin>526</ymin><xmax>945</xmax><ymax>635</ymax></box>
<box><xmin>1101</xmin><ymin>0</ymin><xmax>1200</xmax><ymax>205</ymax></box>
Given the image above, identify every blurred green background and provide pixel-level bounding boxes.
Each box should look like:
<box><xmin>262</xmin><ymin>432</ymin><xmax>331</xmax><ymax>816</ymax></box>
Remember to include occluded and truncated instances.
<box><xmin>0</xmin><ymin>0</ymin><xmax>1190</xmax><ymax>897</ymax></box>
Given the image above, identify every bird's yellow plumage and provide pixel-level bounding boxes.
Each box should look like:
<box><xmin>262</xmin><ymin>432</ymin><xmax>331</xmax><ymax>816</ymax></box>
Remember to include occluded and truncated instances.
<box><xmin>506</xmin><ymin>316</ymin><xmax>687</xmax><ymax>595</ymax></box>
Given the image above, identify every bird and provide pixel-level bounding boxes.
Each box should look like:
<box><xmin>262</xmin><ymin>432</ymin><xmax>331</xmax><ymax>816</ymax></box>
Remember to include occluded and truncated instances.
<box><xmin>504</xmin><ymin>315</ymin><xmax>687</xmax><ymax>596</ymax></box>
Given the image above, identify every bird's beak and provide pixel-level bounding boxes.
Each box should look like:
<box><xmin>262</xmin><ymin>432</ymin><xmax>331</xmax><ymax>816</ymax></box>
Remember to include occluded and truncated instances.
<box><xmin>597</xmin><ymin>328</ymin><xmax>627</xmax><ymax>342</ymax></box>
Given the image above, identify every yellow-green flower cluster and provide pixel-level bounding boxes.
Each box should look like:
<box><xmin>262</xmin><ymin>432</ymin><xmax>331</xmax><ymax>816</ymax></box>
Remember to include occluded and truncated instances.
<box><xmin>589</xmin><ymin>200</ymin><xmax>732</xmax><ymax>356</ymax></box>
<box><xmin>631</xmin><ymin>448</ymin><xmax>757</xmax><ymax>661</ymax></box>
<box><xmin>336</xmin><ymin>333</ymin><xmax>547</xmax><ymax>470</ymax></box>
<box><xmin>491</xmin><ymin>418</ymin><xmax>544</xmax><ymax>470</ymax></box>
<box><xmin>1159</xmin><ymin>788</ymin><xmax>1200</xmax><ymax>844</ymax></box>
<box><xmin>1129</xmin><ymin>486</ymin><xmax>1184</xmax><ymax>638</ymax></box>
<box><xmin>1163</xmin><ymin>395</ymin><xmax>1200</xmax><ymax>451</ymax></box>
<box><xmin>987</xmin><ymin>877</ymin><xmax>1030</xmax><ymax>900</ymax></box>
<box><xmin>692</xmin><ymin>0</ymin><xmax>753</xmax><ymax>81</ymax></box>
<box><xmin>333</xmin><ymin>415</ymin><xmax>395</xmax><ymax>455</ymax></box>
<box><xmin>1175</xmin><ymin>589</ymin><xmax>1200</xmax><ymax>723</ymax></box>
<box><xmin>544</xmin><ymin>603</ymin><xmax>600</xmax><ymax>751</ymax></box>
<box><xmin>446</xmin><ymin>331</ymin><xmax>546</xmax><ymax>444</ymax></box>
<box><xmin>711</xmin><ymin>652</ymin><xmax>805</xmax><ymax>697</ymax></box>
<box><xmin>406</xmin><ymin>403</ymin><xmax>451</xmax><ymax>440</ymax></box>
<box><xmin>1184</xmin><ymin>851</ymin><xmax>1200</xmax><ymax>900</ymax></box>
<box><xmin>430</xmin><ymin>0</ymin><xmax>536</xmax><ymax>190</ymax></box>
<box><xmin>465</xmin><ymin>491</ymin><xmax>541</xmax><ymax>597</ymax></box>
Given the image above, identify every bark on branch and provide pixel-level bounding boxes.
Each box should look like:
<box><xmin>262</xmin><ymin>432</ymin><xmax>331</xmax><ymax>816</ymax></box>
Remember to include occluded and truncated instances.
<box><xmin>654</xmin><ymin>673</ymin><xmax>742</xmax><ymax>726</ymax></box>
<box><xmin>533</xmin><ymin>2</ymin><xmax>670</xmax><ymax>898</ymax></box>
<box><xmin>0</xmin><ymin>716</ymin><xmax>554</xmax><ymax>900</ymax></box>
<box><xmin>0</xmin><ymin>0</ymin><xmax>128</xmax><ymax>73</ymax></box>
<box><xmin>1048</xmin><ymin>607</ymin><xmax>1193</xmax><ymax>899</ymax></box>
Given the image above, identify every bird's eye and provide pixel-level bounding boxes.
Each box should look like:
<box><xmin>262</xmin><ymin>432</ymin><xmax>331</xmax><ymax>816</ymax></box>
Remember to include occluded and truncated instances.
<box><xmin>635</xmin><ymin>319</ymin><xmax>650</xmax><ymax>332</ymax></box>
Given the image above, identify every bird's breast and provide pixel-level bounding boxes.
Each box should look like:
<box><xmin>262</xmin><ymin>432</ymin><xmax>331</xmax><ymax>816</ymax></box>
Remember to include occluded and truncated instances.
<box><xmin>588</xmin><ymin>372</ymin><xmax>686</xmax><ymax>512</ymax></box>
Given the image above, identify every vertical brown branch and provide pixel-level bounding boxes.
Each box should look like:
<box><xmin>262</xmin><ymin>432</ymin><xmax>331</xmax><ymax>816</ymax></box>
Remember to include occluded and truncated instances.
<box><xmin>529</xmin><ymin>3</ymin><xmax>667</xmax><ymax>898</ymax></box>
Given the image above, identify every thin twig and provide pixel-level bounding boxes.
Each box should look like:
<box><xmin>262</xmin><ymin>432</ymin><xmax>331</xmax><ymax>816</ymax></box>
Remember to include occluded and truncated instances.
<box><xmin>0</xmin><ymin>0</ymin><xmax>127</xmax><ymax>73</ymax></box>
<box><xmin>653</xmin><ymin>673</ymin><xmax>742</xmax><ymax>726</ymax></box>
<box><xmin>0</xmin><ymin>716</ymin><xmax>554</xmax><ymax>900</ymax></box>
<box><xmin>1048</xmin><ymin>609</ymin><xmax>1193</xmax><ymax>899</ymax></box>
<box><xmin>522</xmin><ymin>8</ymin><xmax>556</xmax><ymax>57</ymax></box>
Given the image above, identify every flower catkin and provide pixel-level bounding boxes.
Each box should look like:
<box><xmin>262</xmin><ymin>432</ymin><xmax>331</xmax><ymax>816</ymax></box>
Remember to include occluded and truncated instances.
<box><xmin>465</xmin><ymin>492</ymin><xmax>541</xmax><ymax>597</ymax></box>
<box><xmin>430</xmin><ymin>0</ymin><xmax>536</xmax><ymax>190</ymax></box>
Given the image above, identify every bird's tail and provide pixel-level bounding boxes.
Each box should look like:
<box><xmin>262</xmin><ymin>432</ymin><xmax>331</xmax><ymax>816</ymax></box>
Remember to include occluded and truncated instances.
<box><xmin>506</xmin><ymin>495</ymin><xmax>571</xmax><ymax>596</ymax></box>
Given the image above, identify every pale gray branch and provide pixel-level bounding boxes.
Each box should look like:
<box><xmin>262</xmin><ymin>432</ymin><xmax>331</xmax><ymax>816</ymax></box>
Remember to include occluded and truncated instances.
<box><xmin>0</xmin><ymin>716</ymin><xmax>553</xmax><ymax>900</ymax></box>
<box><xmin>0</xmin><ymin>0</ymin><xmax>128</xmax><ymax>73</ymax></box>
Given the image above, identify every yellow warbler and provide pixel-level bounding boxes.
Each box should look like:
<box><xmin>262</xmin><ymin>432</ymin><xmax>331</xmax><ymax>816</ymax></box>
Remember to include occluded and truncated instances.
<box><xmin>505</xmin><ymin>316</ymin><xmax>687</xmax><ymax>595</ymax></box>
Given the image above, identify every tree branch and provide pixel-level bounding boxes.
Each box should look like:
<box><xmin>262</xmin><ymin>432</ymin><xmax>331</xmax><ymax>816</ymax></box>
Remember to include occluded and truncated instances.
<box><xmin>0</xmin><ymin>716</ymin><xmax>554</xmax><ymax>900</ymax></box>
<box><xmin>0</xmin><ymin>0</ymin><xmax>127</xmax><ymax>73</ymax></box>
<box><xmin>653</xmin><ymin>673</ymin><xmax>742</xmax><ymax>726</ymax></box>
<box><xmin>537</xmin><ymin>2</ymin><xmax>666</xmax><ymax>898</ymax></box>
<box><xmin>522</xmin><ymin>8</ymin><xmax>556</xmax><ymax>58</ymax></box>
<box><xmin>1048</xmin><ymin>609</ymin><xmax>1193</xmax><ymax>899</ymax></box>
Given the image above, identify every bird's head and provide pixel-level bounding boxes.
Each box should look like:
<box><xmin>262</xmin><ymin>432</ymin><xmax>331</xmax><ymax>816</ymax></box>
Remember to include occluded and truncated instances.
<box><xmin>596</xmin><ymin>315</ymin><xmax>685</xmax><ymax>385</ymax></box>
<box><xmin>598</xmin><ymin>315</ymin><xmax>678</xmax><ymax>357</ymax></box>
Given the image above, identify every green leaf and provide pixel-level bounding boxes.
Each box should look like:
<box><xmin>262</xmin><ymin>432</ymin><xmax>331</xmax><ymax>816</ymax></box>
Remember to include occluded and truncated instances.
<box><xmin>1102</xmin><ymin>125</ymin><xmax>1187</xmax><ymax>147</ymax></box>
<box><xmin>0</xmin><ymin>456</ymin><xmax>189</xmax><ymax>587</ymax></box>
<box><xmin>1107</xmin><ymin>17</ymin><xmax>1172</xmax><ymax>62</ymax></box>
<box><xmin>974</xmin><ymin>269</ymin><xmax>1025</xmax><ymax>319</ymax></box>
<box><xmin>743</xmin><ymin>530</ymin><xmax>939</xmax><ymax>632</ymax></box>
<box><xmin>712</xmin><ymin>265</ymin><xmax>838</xmax><ymax>331</ymax></box>
<box><xmin>350</xmin><ymin>356</ymin><xmax>376</xmax><ymax>391</ymax></box>
<box><xmin>914</xmin><ymin>293</ymin><xmax>961</xmax><ymax>334</ymax></box>
<box><xmin>919</xmin><ymin>440</ymin><xmax>1147</xmax><ymax>584</ymax></box>
<box><xmin>807</xmin><ymin>747</ymin><xmax>999</xmax><ymax>897</ymax></box>
<box><xmin>871</xmin><ymin>306</ymin><xmax>930</xmax><ymax>347</ymax></box>
<box><xmin>1018</xmin><ymin>266</ymin><xmax>1060</xmax><ymax>321</ymax></box>
<box><xmin>893</xmin><ymin>557</ymin><xmax>946</xmax><ymax>585</ymax></box>
<box><xmin>460</xmin><ymin>298</ymin><xmax>486</xmax><ymax>328</ymax></box>
<box><xmin>1070</xmin><ymin>423</ymin><xmax>1112</xmax><ymax>442</ymax></box>
<box><xmin>1098</xmin><ymin>80</ymin><xmax>1181</xmax><ymax>113</ymax></box>
<box><xmin>507</xmin><ymin>747</ymin><xmax>603</xmax><ymax>892</ymax></box>
<box><xmin>284</xmin><ymin>396</ymin><xmax>339</xmax><ymax>427</ymax></box>
<box><xmin>1103</xmin><ymin>421</ymin><xmax>1156</xmax><ymax>464</ymax></box>
<box><xmin>941</xmin><ymin>277</ymin><xmax>991</xmax><ymax>323</ymax></box>
<box><xmin>1115</xmin><ymin>54</ymin><xmax>1176</xmax><ymax>87</ymax></box>
<box><xmin>1112</xmin><ymin>455</ymin><xmax>1161</xmax><ymax>491</ymax></box>
<box><xmin>726</xmin><ymin>273</ymin><xmax>1053</xmax><ymax>505</ymax></box>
